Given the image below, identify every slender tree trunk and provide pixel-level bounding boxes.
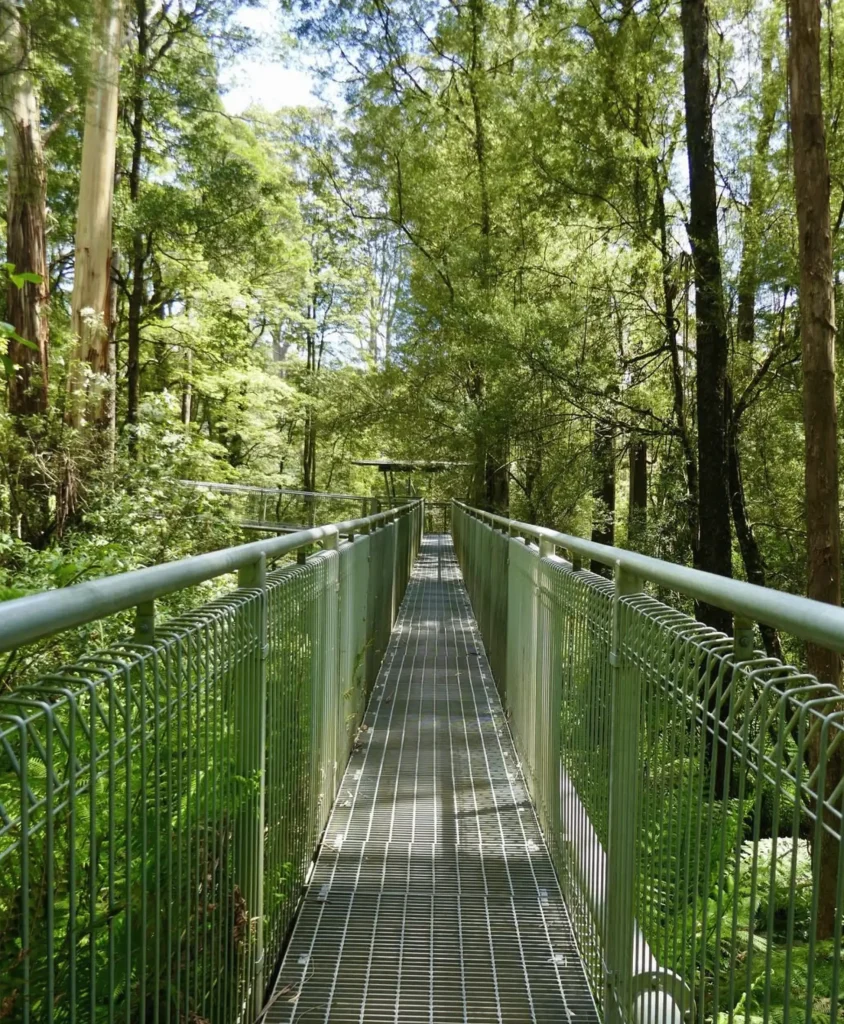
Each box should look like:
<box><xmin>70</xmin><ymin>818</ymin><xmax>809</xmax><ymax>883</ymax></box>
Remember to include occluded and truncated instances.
<box><xmin>68</xmin><ymin>0</ymin><xmax>126</xmax><ymax>428</ymax></box>
<box><xmin>107</xmin><ymin>246</ymin><xmax>119</xmax><ymax>444</ymax></box>
<box><xmin>181</xmin><ymin>347</ymin><xmax>192</xmax><ymax>426</ymax></box>
<box><xmin>590</xmin><ymin>419</ymin><xmax>615</xmax><ymax>574</ymax></box>
<box><xmin>466</xmin><ymin>0</ymin><xmax>508</xmax><ymax>511</ymax></box>
<box><xmin>680</xmin><ymin>0</ymin><xmax>733</xmax><ymax>635</ymax></box>
<box><xmin>656</xmin><ymin>185</ymin><xmax>699</xmax><ymax>557</ymax></box>
<box><xmin>790</xmin><ymin>0</ymin><xmax>842</xmax><ymax>941</ymax></box>
<box><xmin>737</xmin><ymin>28</ymin><xmax>779</xmax><ymax>356</ymax></box>
<box><xmin>0</xmin><ymin>2</ymin><xmax>49</xmax><ymax>417</ymax></box>
<box><xmin>126</xmin><ymin>0</ymin><xmax>147</xmax><ymax>451</ymax></box>
<box><xmin>726</xmin><ymin>387</ymin><xmax>783</xmax><ymax>660</ymax></box>
<box><xmin>302</xmin><ymin>314</ymin><xmax>317</xmax><ymax>523</ymax></box>
<box><xmin>628</xmin><ymin>437</ymin><xmax>647</xmax><ymax>551</ymax></box>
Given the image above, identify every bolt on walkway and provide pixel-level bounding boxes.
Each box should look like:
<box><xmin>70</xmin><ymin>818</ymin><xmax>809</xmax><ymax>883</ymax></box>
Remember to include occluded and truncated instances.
<box><xmin>265</xmin><ymin>535</ymin><xmax>599</xmax><ymax>1023</ymax></box>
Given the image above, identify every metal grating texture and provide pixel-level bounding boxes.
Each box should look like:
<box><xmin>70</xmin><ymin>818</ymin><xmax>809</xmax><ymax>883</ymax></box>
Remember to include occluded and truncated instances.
<box><xmin>266</xmin><ymin>535</ymin><xmax>599</xmax><ymax>1023</ymax></box>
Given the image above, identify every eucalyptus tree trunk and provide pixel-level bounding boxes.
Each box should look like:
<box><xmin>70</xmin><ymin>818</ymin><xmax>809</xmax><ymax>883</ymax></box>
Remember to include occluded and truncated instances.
<box><xmin>680</xmin><ymin>0</ymin><xmax>732</xmax><ymax>636</ymax></box>
<box><xmin>68</xmin><ymin>0</ymin><xmax>126</xmax><ymax>429</ymax></box>
<box><xmin>126</xmin><ymin>0</ymin><xmax>148</xmax><ymax>450</ymax></box>
<box><xmin>0</xmin><ymin>1</ymin><xmax>49</xmax><ymax>417</ymax></box>
<box><xmin>789</xmin><ymin>0</ymin><xmax>842</xmax><ymax>940</ymax></box>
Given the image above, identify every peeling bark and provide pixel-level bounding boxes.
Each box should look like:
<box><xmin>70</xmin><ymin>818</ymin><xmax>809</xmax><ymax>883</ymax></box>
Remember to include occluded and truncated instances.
<box><xmin>0</xmin><ymin>2</ymin><xmax>49</xmax><ymax>418</ymax></box>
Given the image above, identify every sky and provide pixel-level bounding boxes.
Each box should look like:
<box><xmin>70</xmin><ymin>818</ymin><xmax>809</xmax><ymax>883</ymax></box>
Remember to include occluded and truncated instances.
<box><xmin>221</xmin><ymin>4</ymin><xmax>322</xmax><ymax>114</ymax></box>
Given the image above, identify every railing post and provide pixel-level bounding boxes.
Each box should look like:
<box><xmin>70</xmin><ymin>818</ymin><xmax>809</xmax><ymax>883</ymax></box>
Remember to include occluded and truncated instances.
<box><xmin>606</xmin><ymin>560</ymin><xmax>643</xmax><ymax>1024</ymax></box>
<box><xmin>133</xmin><ymin>599</ymin><xmax>155</xmax><ymax>643</ymax></box>
<box><xmin>733</xmin><ymin>615</ymin><xmax>755</xmax><ymax>661</ymax></box>
<box><xmin>236</xmin><ymin>553</ymin><xmax>267</xmax><ymax>1014</ymax></box>
<box><xmin>537</xmin><ymin>538</ymin><xmax>558</xmax><ymax>841</ymax></box>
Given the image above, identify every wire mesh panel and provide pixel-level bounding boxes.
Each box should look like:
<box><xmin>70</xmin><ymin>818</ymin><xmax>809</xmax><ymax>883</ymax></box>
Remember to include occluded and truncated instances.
<box><xmin>453</xmin><ymin>502</ymin><xmax>844</xmax><ymax>1024</ymax></box>
<box><xmin>0</xmin><ymin>502</ymin><xmax>423</xmax><ymax>1024</ymax></box>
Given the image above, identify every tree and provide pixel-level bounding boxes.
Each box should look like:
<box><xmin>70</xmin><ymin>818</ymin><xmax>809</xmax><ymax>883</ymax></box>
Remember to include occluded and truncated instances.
<box><xmin>789</xmin><ymin>0</ymin><xmax>842</xmax><ymax>940</ymax></box>
<box><xmin>68</xmin><ymin>0</ymin><xmax>126</xmax><ymax>429</ymax></box>
<box><xmin>0</xmin><ymin>1</ymin><xmax>49</xmax><ymax>418</ymax></box>
<box><xmin>680</xmin><ymin>0</ymin><xmax>732</xmax><ymax>634</ymax></box>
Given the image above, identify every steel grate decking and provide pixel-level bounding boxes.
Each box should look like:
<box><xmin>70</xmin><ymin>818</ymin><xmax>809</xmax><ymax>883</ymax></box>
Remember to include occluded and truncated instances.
<box><xmin>265</xmin><ymin>535</ymin><xmax>600</xmax><ymax>1023</ymax></box>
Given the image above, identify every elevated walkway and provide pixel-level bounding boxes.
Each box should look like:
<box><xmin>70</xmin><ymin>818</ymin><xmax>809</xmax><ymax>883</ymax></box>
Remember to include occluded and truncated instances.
<box><xmin>267</xmin><ymin>536</ymin><xmax>598</xmax><ymax>1022</ymax></box>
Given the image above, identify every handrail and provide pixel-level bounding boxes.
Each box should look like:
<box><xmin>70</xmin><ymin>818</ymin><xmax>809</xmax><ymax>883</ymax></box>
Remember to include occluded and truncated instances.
<box><xmin>0</xmin><ymin>500</ymin><xmax>421</xmax><ymax>652</ymax></box>
<box><xmin>454</xmin><ymin>500</ymin><xmax>844</xmax><ymax>651</ymax></box>
<box><xmin>181</xmin><ymin>479</ymin><xmax>385</xmax><ymax>501</ymax></box>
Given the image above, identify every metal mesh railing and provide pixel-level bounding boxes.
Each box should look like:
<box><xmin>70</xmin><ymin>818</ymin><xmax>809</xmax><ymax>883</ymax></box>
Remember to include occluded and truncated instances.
<box><xmin>0</xmin><ymin>501</ymin><xmax>423</xmax><ymax>1023</ymax></box>
<box><xmin>453</xmin><ymin>501</ymin><xmax>844</xmax><ymax>1024</ymax></box>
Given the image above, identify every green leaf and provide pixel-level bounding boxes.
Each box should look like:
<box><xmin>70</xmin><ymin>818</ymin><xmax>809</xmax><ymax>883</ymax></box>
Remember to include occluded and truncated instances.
<box><xmin>12</xmin><ymin>334</ymin><xmax>39</xmax><ymax>351</ymax></box>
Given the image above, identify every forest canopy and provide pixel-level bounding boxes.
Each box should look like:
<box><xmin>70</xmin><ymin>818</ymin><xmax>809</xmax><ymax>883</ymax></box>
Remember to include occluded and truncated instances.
<box><xmin>0</xmin><ymin>0</ymin><xmax>841</xmax><ymax>676</ymax></box>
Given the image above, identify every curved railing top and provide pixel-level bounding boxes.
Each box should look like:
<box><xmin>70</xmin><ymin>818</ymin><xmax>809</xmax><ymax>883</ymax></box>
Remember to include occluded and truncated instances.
<box><xmin>454</xmin><ymin>499</ymin><xmax>844</xmax><ymax>654</ymax></box>
<box><xmin>0</xmin><ymin>499</ymin><xmax>423</xmax><ymax>652</ymax></box>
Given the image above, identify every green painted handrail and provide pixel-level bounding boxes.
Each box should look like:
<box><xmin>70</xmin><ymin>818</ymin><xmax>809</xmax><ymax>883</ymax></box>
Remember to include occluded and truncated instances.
<box><xmin>454</xmin><ymin>500</ymin><xmax>844</xmax><ymax>652</ymax></box>
<box><xmin>0</xmin><ymin>502</ymin><xmax>419</xmax><ymax>651</ymax></box>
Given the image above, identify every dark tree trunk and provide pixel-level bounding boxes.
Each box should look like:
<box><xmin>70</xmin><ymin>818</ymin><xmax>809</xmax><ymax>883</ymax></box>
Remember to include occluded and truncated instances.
<box><xmin>590</xmin><ymin>419</ymin><xmax>615</xmax><ymax>574</ymax></box>
<box><xmin>628</xmin><ymin>437</ymin><xmax>647</xmax><ymax>551</ymax></box>
<box><xmin>680</xmin><ymin>0</ymin><xmax>732</xmax><ymax>635</ymax></box>
<box><xmin>126</xmin><ymin>0</ymin><xmax>147</xmax><ymax>452</ymax></box>
<box><xmin>484</xmin><ymin>446</ymin><xmax>509</xmax><ymax>513</ymax></box>
<box><xmin>726</xmin><ymin>392</ymin><xmax>783</xmax><ymax>660</ymax></box>
<box><xmin>302</xmin><ymin>316</ymin><xmax>318</xmax><ymax>524</ymax></box>
<box><xmin>790</xmin><ymin>0</ymin><xmax>842</xmax><ymax>940</ymax></box>
<box><xmin>656</xmin><ymin>184</ymin><xmax>699</xmax><ymax>557</ymax></box>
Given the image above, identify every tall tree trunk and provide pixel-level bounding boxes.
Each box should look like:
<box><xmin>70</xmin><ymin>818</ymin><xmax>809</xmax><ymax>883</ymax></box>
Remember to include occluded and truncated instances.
<box><xmin>680</xmin><ymin>0</ymin><xmax>733</xmax><ymax>635</ymax></box>
<box><xmin>302</xmin><ymin>314</ymin><xmax>317</xmax><ymax>523</ymax></box>
<box><xmin>590</xmin><ymin>419</ymin><xmax>615</xmax><ymax>574</ymax></box>
<box><xmin>730</xmin><ymin>49</ymin><xmax>783</xmax><ymax>659</ymax></box>
<box><xmin>466</xmin><ymin>0</ymin><xmax>508</xmax><ymax>512</ymax></box>
<box><xmin>0</xmin><ymin>2</ymin><xmax>49</xmax><ymax>417</ymax></box>
<box><xmin>736</xmin><ymin>31</ymin><xmax>779</xmax><ymax>357</ymax></box>
<box><xmin>126</xmin><ymin>0</ymin><xmax>147</xmax><ymax>451</ymax></box>
<box><xmin>656</xmin><ymin>183</ymin><xmax>699</xmax><ymax>557</ymax></box>
<box><xmin>0</xmin><ymin>2</ymin><xmax>50</xmax><ymax>546</ymax></box>
<box><xmin>790</xmin><ymin>0</ymin><xmax>842</xmax><ymax>940</ymax></box>
<box><xmin>628</xmin><ymin>437</ymin><xmax>647</xmax><ymax>551</ymax></box>
<box><xmin>68</xmin><ymin>0</ymin><xmax>126</xmax><ymax>429</ymax></box>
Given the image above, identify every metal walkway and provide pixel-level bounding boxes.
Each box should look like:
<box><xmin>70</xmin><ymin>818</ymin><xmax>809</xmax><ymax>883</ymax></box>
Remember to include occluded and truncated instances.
<box><xmin>267</xmin><ymin>536</ymin><xmax>599</xmax><ymax>1023</ymax></box>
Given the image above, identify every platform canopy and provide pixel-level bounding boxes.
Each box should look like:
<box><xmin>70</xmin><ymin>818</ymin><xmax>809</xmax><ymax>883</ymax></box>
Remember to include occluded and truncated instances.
<box><xmin>350</xmin><ymin>458</ymin><xmax>470</xmax><ymax>473</ymax></box>
<box><xmin>351</xmin><ymin>458</ymin><xmax>471</xmax><ymax>499</ymax></box>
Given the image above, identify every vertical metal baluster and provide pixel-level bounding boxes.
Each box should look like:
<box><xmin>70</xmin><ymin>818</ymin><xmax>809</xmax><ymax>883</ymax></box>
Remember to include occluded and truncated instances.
<box><xmin>605</xmin><ymin>560</ymin><xmax>643</xmax><ymax>1024</ymax></box>
<box><xmin>236</xmin><ymin>553</ymin><xmax>267</xmax><ymax>1014</ymax></box>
